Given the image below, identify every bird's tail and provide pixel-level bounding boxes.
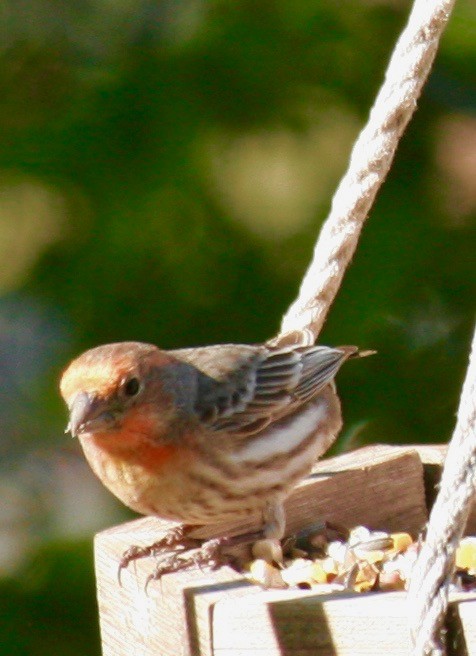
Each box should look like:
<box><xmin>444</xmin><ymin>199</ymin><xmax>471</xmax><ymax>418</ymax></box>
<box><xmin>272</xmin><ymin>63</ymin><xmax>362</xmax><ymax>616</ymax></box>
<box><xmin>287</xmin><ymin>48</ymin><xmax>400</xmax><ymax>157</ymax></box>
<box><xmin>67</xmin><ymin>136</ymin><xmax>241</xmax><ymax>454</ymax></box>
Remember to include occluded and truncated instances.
<box><xmin>338</xmin><ymin>345</ymin><xmax>377</xmax><ymax>359</ymax></box>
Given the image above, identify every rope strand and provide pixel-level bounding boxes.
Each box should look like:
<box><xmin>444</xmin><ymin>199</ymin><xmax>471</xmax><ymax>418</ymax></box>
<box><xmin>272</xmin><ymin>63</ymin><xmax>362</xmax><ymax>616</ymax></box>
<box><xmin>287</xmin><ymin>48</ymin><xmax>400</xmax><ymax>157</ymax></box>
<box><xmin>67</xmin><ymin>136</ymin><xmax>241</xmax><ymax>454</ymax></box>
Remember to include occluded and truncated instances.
<box><xmin>279</xmin><ymin>0</ymin><xmax>456</xmax><ymax>342</ymax></box>
<box><xmin>408</xmin><ymin>325</ymin><xmax>476</xmax><ymax>655</ymax></box>
<box><xmin>275</xmin><ymin>1</ymin><xmax>472</xmax><ymax>652</ymax></box>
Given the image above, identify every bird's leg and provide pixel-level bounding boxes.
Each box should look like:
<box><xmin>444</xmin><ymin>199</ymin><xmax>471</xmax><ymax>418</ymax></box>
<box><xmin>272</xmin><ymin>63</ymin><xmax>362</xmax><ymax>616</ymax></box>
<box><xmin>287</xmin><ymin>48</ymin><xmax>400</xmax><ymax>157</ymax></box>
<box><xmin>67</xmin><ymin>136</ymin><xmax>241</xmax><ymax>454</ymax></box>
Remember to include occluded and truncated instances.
<box><xmin>145</xmin><ymin>538</ymin><xmax>229</xmax><ymax>588</ymax></box>
<box><xmin>142</xmin><ymin>529</ymin><xmax>269</xmax><ymax>585</ymax></box>
<box><xmin>118</xmin><ymin>524</ymin><xmax>202</xmax><ymax>580</ymax></box>
<box><xmin>262</xmin><ymin>499</ymin><xmax>285</xmax><ymax>539</ymax></box>
<box><xmin>120</xmin><ymin>501</ymin><xmax>286</xmax><ymax>585</ymax></box>
<box><xmin>139</xmin><ymin>519</ymin><xmax>349</xmax><ymax>585</ymax></box>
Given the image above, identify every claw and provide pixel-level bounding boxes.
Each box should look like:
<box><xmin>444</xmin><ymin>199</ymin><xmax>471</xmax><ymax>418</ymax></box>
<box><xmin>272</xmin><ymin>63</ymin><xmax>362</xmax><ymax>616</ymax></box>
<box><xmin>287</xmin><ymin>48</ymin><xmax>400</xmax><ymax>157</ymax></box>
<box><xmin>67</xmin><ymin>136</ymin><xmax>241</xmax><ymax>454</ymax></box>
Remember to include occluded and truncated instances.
<box><xmin>117</xmin><ymin>524</ymin><xmax>202</xmax><ymax>584</ymax></box>
<box><xmin>117</xmin><ymin>563</ymin><xmax>123</xmax><ymax>586</ymax></box>
<box><xmin>142</xmin><ymin>537</ymin><xmax>231</xmax><ymax>586</ymax></box>
<box><xmin>144</xmin><ymin>573</ymin><xmax>155</xmax><ymax>594</ymax></box>
<box><xmin>117</xmin><ymin>525</ymin><xmax>264</xmax><ymax>587</ymax></box>
<box><xmin>118</xmin><ymin>544</ymin><xmax>155</xmax><ymax>585</ymax></box>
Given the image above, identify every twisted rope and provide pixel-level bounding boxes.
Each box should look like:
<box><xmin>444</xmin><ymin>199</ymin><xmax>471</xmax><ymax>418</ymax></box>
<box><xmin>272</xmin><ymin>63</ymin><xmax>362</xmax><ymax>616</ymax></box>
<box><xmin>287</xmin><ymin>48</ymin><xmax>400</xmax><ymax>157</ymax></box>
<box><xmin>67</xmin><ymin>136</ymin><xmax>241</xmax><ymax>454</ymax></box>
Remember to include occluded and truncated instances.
<box><xmin>275</xmin><ymin>0</ymin><xmax>473</xmax><ymax>652</ymax></box>
<box><xmin>408</xmin><ymin>325</ymin><xmax>476</xmax><ymax>655</ymax></box>
<box><xmin>278</xmin><ymin>0</ymin><xmax>456</xmax><ymax>343</ymax></box>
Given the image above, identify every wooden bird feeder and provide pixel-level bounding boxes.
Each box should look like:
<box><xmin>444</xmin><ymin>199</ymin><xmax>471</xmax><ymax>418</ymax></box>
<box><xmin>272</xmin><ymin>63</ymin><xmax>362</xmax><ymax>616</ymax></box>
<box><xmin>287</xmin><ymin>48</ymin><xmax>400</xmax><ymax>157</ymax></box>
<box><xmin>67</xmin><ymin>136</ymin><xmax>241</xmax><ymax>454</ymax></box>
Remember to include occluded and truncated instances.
<box><xmin>94</xmin><ymin>444</ymin><xmax>476</xmax><ymax>655</ymax></box>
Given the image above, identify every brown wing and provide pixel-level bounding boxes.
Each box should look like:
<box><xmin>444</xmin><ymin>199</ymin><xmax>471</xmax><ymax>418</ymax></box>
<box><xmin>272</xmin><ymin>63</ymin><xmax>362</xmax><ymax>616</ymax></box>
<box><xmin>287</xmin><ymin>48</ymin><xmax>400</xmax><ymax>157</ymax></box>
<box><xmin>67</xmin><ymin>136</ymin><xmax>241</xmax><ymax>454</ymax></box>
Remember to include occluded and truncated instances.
<box><xmin>172</xmin><ymin>343</ymin><xmax>357</xmax><ymax>437</ymax></box>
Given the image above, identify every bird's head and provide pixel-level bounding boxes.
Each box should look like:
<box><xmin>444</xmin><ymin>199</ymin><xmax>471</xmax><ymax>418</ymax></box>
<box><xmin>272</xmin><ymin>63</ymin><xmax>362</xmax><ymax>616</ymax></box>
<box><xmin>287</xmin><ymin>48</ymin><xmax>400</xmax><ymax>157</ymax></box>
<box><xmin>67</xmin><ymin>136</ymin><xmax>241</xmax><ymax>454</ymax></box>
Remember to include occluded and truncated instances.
<box><xmin>60</xmin><ymin>342</ymin><xmax>175</xmax><ymax>438</ymax></box>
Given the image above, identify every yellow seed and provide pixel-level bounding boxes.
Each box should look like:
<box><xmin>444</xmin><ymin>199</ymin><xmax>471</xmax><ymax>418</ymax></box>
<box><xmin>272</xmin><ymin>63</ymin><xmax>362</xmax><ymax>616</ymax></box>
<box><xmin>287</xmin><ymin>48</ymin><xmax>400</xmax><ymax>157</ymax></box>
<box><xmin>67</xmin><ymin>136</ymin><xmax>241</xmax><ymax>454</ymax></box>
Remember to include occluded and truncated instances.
<box><xmin>355</xmin><ymin>562</ymin><xmax>379</xmax><ymax>585</ymax></box>
<box><xmin>390</xmin><ymin>533</ymin><xmax>413</xmax><ymax>554</ymax></box>
<box><xmin>456</xmin><ymin>537</ymin><xmax>476</xmax><ymax>572</ymax></box>
<box><xmin>354</xmin><ymin>579</ymin><xmax>374</xmax><ymax>593</ymax></box>
<box><xmin>310</xmin><ymin>561</ymin><xmax>328</xmax><ymax>584</ymax></box>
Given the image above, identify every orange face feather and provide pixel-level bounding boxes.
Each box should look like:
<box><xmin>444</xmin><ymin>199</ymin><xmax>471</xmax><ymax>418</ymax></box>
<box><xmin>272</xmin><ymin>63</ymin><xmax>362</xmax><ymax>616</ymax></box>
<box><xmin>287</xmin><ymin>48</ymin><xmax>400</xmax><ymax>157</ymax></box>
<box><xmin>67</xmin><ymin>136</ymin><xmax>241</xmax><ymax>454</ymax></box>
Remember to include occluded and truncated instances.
<box><xmin>81</xmin><ymin>405</ymin><xmax>179</xmax><ymax>471</ymax></box>
<box><xmin>60</xmin><ymin>341</ymin><xmax>172</xmax><ymax>404</ymax></box>
<box><xmin>60</xmin><ymin>342</ymin><xmax>189</xmax><ymax>514</ymax></box>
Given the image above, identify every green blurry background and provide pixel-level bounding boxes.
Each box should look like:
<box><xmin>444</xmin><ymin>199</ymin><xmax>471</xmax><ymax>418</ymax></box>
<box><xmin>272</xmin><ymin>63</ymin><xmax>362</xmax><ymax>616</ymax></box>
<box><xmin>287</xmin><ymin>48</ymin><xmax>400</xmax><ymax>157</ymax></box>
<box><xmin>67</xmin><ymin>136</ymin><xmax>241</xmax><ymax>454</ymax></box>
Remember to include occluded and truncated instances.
<box><xmin>0</xmin><ymin>0</ymin><xmax>474</xmax><ymax>653</ymax></box>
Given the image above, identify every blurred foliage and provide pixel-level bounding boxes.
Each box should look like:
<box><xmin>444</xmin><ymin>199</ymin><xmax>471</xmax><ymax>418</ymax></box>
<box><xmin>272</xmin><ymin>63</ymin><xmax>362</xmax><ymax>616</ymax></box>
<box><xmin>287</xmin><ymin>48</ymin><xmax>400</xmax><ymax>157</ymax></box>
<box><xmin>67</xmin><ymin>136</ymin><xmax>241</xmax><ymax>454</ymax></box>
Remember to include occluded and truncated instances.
<box><xmin>0</xmin><ymin>0</ymin><xmax>474</xmax><ymax>654</ymax></box>
<box><xmin>0</xmin><ymin>541</ymin><xmax>99</xmax><ymax>656</ymax></box>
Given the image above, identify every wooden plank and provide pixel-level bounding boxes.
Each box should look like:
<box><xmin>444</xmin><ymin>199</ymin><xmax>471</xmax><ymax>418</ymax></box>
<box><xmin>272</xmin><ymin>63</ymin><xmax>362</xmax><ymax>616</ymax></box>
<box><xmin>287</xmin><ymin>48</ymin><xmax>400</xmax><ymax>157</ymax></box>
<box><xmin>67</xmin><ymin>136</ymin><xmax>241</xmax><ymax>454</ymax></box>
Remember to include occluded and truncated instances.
<box><xmin>212</xmin><ymin>589</ymin><xmax>412</xmax><ymax>655</ymax></box>
<box><xmin>284</xmin><ymin>444</ymin><xmax>427</xmax><ymax>538</ymax></box>
<box><xmin>94</xmin><ymin>445</ymin><xmax>428</xmax><ymax>656</ymax></box>
<box><xmin>212</xmin><ymin>589</ymin><xmax>476</xmax><ymax>656</ymax></box>
<box><xmin>95</xmin><ymin>518</ymin><xmax>249</xmax><ymax>656</ymax></box>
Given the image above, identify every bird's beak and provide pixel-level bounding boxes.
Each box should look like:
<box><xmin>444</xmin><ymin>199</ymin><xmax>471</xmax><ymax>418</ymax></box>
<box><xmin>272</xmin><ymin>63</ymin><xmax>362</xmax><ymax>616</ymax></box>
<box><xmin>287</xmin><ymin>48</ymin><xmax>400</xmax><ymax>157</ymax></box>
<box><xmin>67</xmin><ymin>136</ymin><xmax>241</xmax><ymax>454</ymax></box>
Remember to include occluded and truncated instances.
<box><xmin>66</xmin><ymin>392</ymin><xmax>114</xmax><ymax>437</ymax></box>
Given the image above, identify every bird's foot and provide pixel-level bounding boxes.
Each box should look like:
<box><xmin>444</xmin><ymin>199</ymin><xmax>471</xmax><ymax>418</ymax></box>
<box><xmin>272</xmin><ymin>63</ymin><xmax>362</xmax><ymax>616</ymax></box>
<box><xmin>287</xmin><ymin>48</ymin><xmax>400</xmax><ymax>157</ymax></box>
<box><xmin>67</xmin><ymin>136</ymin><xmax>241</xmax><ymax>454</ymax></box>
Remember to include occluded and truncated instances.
<box><xmin>118</xmin><ymin>524</ymin><xmax>201</xmax><ymax>582</ymax></box>
<box><xmin>144</xmin><ymin>537</ymin><xmax>232</xmax><ymax>588</ymax></box>
<box><xmin>118</xmin><ymin>526</ymin><xmax>267</xmax><ymax>586</ymax></box>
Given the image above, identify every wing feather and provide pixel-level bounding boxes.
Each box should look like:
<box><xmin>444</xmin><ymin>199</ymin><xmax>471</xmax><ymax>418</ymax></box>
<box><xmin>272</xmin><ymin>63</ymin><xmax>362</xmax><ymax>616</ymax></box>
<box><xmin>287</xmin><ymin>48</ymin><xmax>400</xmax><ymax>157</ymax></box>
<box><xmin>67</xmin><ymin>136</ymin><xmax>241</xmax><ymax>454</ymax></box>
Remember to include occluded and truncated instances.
<box><xmin>172</xmin><ymin>343</ymin><xmax>358</xmax><ymax>437</ymax></box>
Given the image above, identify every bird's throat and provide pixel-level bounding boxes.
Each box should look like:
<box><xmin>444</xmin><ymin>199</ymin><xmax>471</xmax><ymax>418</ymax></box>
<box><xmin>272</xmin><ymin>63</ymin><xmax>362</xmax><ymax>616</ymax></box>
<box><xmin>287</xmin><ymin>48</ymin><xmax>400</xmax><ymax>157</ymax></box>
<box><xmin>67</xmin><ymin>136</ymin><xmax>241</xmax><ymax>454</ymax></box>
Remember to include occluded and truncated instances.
<box><xmin>79</xmin><ymin>426</ymin><xmax>177</xmax><ymax>469</ymax></box>
<box><xmin>77</xmin><ymin>427</ymin><xmax>182</xmax><ymax>515</ymax></box>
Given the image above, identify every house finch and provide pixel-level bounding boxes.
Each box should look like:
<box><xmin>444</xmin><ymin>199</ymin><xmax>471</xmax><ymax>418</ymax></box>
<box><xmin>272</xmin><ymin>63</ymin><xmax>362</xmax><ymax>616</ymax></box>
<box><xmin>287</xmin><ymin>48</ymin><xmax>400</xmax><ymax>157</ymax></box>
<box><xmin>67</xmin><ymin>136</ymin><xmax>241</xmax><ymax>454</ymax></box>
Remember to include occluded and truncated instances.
<box><xmin>60</xmin><ymin>337</ymin><xmax>369</xmax><ymax>578</ymax></box>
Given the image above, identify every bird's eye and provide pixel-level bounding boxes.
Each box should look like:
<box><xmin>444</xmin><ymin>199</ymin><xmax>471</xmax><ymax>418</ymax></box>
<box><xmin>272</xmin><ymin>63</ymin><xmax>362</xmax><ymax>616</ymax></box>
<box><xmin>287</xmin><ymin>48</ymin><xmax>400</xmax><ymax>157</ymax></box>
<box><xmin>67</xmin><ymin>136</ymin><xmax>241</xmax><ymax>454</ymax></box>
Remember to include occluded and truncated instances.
<box><xmin>123</xmin><ymin>377</ymin><xmax>141</xmax><ymax>397</ymax></box>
